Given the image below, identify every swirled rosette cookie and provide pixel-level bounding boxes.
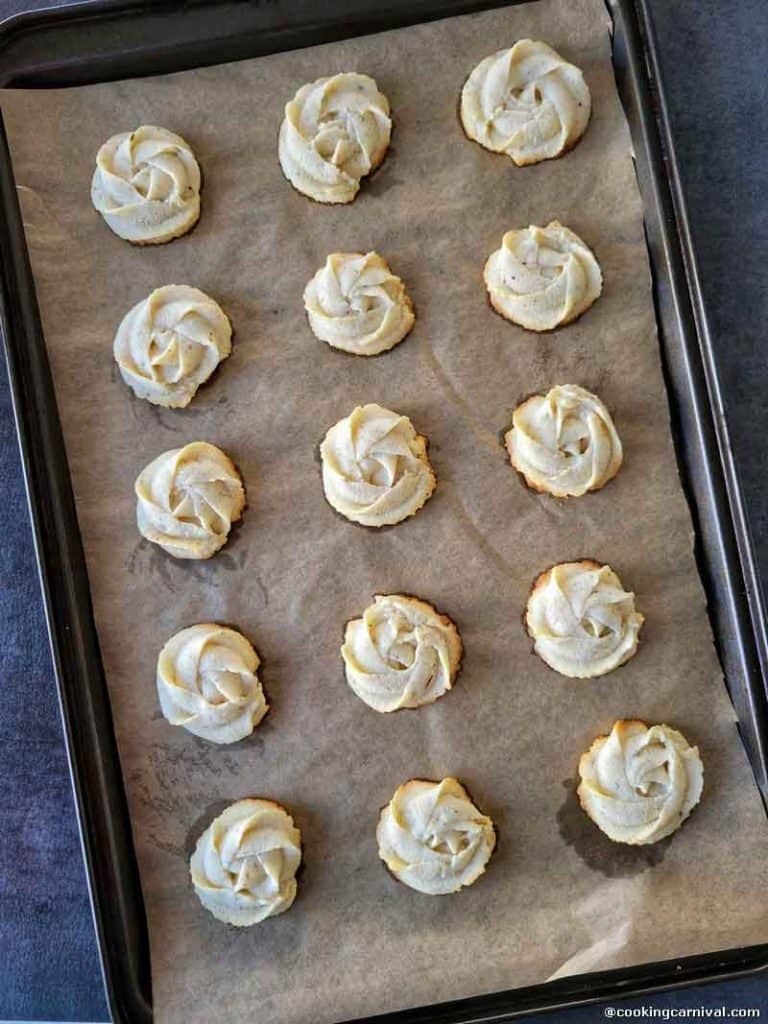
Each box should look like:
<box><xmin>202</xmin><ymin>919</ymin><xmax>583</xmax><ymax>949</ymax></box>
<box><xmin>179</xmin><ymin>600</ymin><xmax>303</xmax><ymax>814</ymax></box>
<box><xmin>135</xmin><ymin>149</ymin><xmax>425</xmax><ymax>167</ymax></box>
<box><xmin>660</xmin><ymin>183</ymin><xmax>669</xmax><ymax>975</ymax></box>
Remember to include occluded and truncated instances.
<box><xmin>506</xmin><ymin>384</ymin><xmax>622</xmax><ymax>497</ymax></box>
<box><xmin>484</xmin><ymin>221</ymin><xmax>602</xmax><ymax>331</ymax></box>
<box><xmin>578</xmin><ymin>720</ymin><xmax>703</xmax><ymax>845</ymax></box>
<box><xmin>279</xmin><ymin>72</ymin><xmax>391</xmax><ymax>203</ymax></box>
<box><xmin>377</xmin><ymin>778</ymin><xmax>496</xmax><ymax>894</ymax></box>
<box><xmin>114</xmin><ymin>285</ymin><xmax>231</xmax><ymax>408</ymax></box>
<box><xmin>304</xmin><ymin>252</ymin><xmax>414</xmax><ymax>356</ymax></box>
<box><xmin>135</xmin><ymin>441</ymin><xmax>245</xmax><ymax>559</ymax></box>
<box><xmin>157</xmin><ymin>624</ymin><xmax>267</xmax><ymax>743</ymax></box>
<box><xmin>342</xmin><ymin>595</ymin><xmax>462</xmax><ymax>712</ymax></box>
<box><xmin>190</xmin><ymin>799</ymin><xmax>302</xmax><ymax>925</ymax></box>
<box><xmin>91</xmin><ymin>126</ymin><xmax>201</xmax><ymax>244</ymax></box>
<box><xmin>320</xmin><ymin>403</ymin><xmax>435</xmax><ymax>527</ymax></box>
<box><xmin>461</xmin><ymin>40</ymin><xmax>590</xmax><ymax>166</ymax></box>
<box><xmin>526</xmin><ymin>561</ymin><xmax>643</xmax><ymax>678</ymax></box>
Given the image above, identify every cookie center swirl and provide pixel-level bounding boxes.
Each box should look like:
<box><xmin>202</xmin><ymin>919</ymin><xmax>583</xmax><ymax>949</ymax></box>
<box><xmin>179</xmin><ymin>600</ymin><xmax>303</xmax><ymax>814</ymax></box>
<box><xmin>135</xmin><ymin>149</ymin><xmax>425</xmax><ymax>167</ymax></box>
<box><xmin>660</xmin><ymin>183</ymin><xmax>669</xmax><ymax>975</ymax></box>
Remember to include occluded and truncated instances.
<box><xmin>506</xmin><ymin>233</ymin><xmax>566</xmax><ymax>286</ymax></box>
<box><xmin>190</xmin><ymin>800</ymin><xmax>302</xmax><ymax>925</ymax></box>
<box><xmin>320</xmin><ymin>404</ymin><xmax>435</xmax><ymax>527</ymax></box>
<box><xmin>578</xmin><ymin>721</ymin><xmax>704</xmax><ymax>845</ymax></box>
<box><xmin>122</xmin><ymin>144</ymin><xmax>184</xmax><ymax>203</ymax></box>
<box><xmin>526</xmin><ymin>561</ymin><xmax>644</xmax><ymax>678</ymax></box>
<box><xmin>314</xmin><ymin>109</ymin><xmax>364</xmax><ymax>171</ymax></box>
<box><xmin>146</xmin><ymin>318</ymin><xmax>209</xmax><ymax>382</ymax></box>
<box><xmin>381</xmin><ymin>621</ymin><xmax>418</xmax><ymax>669</ymax></box>
<box><xmin>171</xmin><ymin>475</ymin><xmax>227</xmax><ymax>533</ymax></box>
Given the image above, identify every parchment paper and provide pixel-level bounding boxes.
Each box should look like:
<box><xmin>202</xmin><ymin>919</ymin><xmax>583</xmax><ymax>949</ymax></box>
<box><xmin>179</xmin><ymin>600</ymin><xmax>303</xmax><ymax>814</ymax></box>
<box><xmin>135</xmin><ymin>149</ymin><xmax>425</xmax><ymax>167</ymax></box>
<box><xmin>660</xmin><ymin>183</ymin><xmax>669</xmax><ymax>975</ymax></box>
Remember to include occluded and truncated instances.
<box><xmin>3</xmin><ymin>1</ymin><xmax>768</xmax><ymax>1021</ymax></box>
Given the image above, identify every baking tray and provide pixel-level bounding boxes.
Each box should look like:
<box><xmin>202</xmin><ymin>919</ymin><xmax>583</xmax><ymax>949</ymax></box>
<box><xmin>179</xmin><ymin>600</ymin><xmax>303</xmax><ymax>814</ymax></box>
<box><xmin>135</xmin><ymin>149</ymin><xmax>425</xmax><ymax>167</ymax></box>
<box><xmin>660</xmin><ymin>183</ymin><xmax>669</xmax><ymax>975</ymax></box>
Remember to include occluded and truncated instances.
<box><xmin>1</xmin><ymin>0</ymin><xmax>767</xmax><ymax>1021</ymax></box>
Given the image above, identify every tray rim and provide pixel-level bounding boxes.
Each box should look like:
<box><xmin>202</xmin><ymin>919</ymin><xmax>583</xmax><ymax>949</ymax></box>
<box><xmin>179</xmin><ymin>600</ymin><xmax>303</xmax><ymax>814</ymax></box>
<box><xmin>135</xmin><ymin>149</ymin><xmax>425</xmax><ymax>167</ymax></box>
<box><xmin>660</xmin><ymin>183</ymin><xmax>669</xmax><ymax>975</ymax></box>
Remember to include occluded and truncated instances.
<box><xmin>634</xmin><ymin>0</ymin><xmax>768</xmax><ymax>738</ymax></box>
<box><xmin>1</xmin><ymin>1</ymin><xmax>767</xmax><ymax>1021</ymax></box>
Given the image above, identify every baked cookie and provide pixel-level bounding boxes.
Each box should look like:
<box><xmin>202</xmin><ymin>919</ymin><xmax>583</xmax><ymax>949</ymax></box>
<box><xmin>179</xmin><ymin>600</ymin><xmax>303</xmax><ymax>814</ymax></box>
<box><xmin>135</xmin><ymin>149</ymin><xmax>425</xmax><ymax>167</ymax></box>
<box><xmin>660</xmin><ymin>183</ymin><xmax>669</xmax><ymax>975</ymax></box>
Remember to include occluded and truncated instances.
<box><xmin>526</xmin><ymin>560</ymin><xmax>643</xmax><ymax>678</ymax></box>
<box><xmin>279</xmin><ymin>72</ymin><xmax>391</xmax><ymax>204</ymax></box>
<box><xmin>135</xmin><ymin>441</ymin><xmax>245</xmax><ymax>559</ymax></box>
<box><xmin>484</xmin><ymin>221</ymin><xmax>602</xmax><ymax>331</ymax></box>
<box><xmin>157</xmin><ymin>623</ymin><xmax>267</xmax><ymax>743</ymax></box>
<box><xmin>377</xmin><ymin>778</ymin><xmax>496</xmax><ymax>894</ymax></box>
<box><xmin>506</xmin><ymin>384</ymin><xmax>622</xmax><ymax>497</ymax></box>
<box><xmin>304</xmin><ymin>252</ymin><xmax>414</xmax><ymax>355</ymax></box>
<box><xmin>91</xmin><ymin>125</ymin><xmax>201</xmax><ymax>244</ymax></box>
<box><xmin>342</xmin><ymin>594</ymin><xmax>462</xmax><ymax>712</ymax></box>
<box><xmin>320</xmin><ymin>403</ymin><xmax>435</xmax><ymax>527</ymax></box>
<box><xmin>578</xmin><ymin>720</ymin><xmax>703</xmax><ymax>845</ymax></box>
<box><xmin>190</xmin><ymin>799</ymin><xmax>302</xmax><ymax>925</ymax></box>
<box><xmin>461</xmin><ymin>40</ymin><xmax>590</xmax><ymax>166</ymax></box>
<box><xmin>114</xmin><ymin>285</ymin><xmax>231</xmax><ymax>408</ymax></box>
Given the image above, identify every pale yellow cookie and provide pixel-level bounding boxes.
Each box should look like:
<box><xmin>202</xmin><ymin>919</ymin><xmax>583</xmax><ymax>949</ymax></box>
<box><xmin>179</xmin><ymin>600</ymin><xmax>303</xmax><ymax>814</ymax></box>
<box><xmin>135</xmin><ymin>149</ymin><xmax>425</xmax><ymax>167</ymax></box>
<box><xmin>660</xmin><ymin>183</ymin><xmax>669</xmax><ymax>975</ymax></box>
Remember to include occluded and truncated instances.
<box><xmin>114</xmin><ymin>285</ymin><xmax>231</xmax><ymax>408</ymax></box>
<box><xmin>320</xmin><ymin>404</ymin><xmax>435</xmax><ymax>527</ymax></box>
<box><xmin>157</xmin><ymin>624</ymin><xmax>267</xmax><ymax>743</ymax></box>
<box><xmin>526</xmin><ymin>560</ymin><xmax>643</xmax><ymax>677</ymax></box>
<box><xmin>279</xmin><ymin>73</ymin><xmax>391</xmax><ymax>203</ymax></box>
<box><xmin>190</xmin><ymin>799</ymin><xmax>301</xmax><ymax>925</ymax></box>
<box><xmin>484</xmin><ymin>222</ymin><xmax>602</xmax><ymax>331</ymax></box>
<box><xmin>135</xmin><ymin>441</ymin><xmax>245</xmax><ymax>559</ymax></box>
<box><xmin>91</xmin><ymin>126</ymin><xmax>200</xmax><ymax>244</ymax></box>
<box><xmin>342</xmin><ymin>595</ymin><xmax>462</xmax><ymax>711</ymax></box>
<box><xmin>377</xmin><ymin>778</ymin><xmax>496</xmax><ymax>894</ymax></box>
<box><xmin>578</xmin><ymin>720</ymin><xmax>703</xmax><ymax>844</ymax></box>
<box><xmin>506</xmin><ymin>384</ymin><xmax>622</xmax><ymax>497</ymax></box>
<box><xmin>304</xmin><ymin>252</ymin><xmax>414</xmax><ymax>355</ymax></box>
<box><xmin>461</xmin><ymin>40</ymin><xmax>590</xmax><ymax>166</ymax></box>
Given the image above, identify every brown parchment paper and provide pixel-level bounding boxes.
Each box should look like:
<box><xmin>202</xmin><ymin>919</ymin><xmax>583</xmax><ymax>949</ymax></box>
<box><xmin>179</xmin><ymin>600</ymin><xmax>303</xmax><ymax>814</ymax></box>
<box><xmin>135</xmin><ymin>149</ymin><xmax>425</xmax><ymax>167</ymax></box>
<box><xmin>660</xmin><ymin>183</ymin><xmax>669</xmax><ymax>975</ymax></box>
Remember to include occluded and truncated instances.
<box><xmin>3</xmin><ymin>1</ymin><xmax>768</xmax><ymax>1020</ymax></box>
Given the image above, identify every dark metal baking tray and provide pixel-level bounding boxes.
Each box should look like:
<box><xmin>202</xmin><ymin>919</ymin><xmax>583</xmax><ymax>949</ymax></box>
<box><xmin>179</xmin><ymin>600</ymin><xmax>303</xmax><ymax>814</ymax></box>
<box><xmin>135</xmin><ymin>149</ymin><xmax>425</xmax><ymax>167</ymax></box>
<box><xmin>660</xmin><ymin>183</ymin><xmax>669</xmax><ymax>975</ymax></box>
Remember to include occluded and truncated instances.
<box><xmin>1</xmin><ymin>1</ymin><xmax>767</xmax><ymax>1021</ymax></box>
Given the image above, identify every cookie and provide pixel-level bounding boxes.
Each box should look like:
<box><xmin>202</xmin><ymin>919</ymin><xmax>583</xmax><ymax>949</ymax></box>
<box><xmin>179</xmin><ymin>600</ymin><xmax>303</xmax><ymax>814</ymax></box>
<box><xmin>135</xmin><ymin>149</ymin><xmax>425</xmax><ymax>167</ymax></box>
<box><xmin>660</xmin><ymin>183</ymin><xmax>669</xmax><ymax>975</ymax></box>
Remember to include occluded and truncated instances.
<box><xmin>506</xmin><ymin>384</ymin><xmax>622</xmax><ymax>497</ymax></box>
<box><xmin>190</xmin><ymin>799</ymin><xmax>301</xmax><ymax>925</ymax></box>
<box><xmin>377</xmin><ymin>778</ymin><xmax>496</xmax><ymax>894</ymax></box>
<box><xmin>484</xmin><ymin>221</ymin><xmax>602</xmax><ymax>331</ymax></box>
<box><xmin>135</xmin><ymin>441</ymin><xmax>245</xmax><ymax>559</ymax></box>
<box><xmin>342</xmin><ymin>594</ymin><xmax>461</xmax><ymax>711</ymax></box>
<box><xmin>279</xmin><ymin>73</ymin><xmax>391</xmax><ymax>203</ymax></box>
<box><xmin>461</xmin><ymin>40</ymin><xmax>590</xmax><ymax>166</ymax></box>
<box><xmin>320</xmin><ymin>403</ymin><xmax>435</xmax><ymax>527</ymax></box>
<box><xmin>114</xmin><ymin>285</ymin><xmax>231</xmax><ymax>408</ymax></box>
<box><xmin>157</xmin><ymin>623</ymin><xmax>267</xmax><ymax>743</ymax></box>
<box><xmin>526</xmin><ymin>560</ymin><xmax>643</xmax><ymax>677</ymax></box>
<box><xmin>578</xmin><ymin>720</ymin><xmax>703</xmax><ymax>844</ymax></box>
<box><xmin>304</xmin><ymin>252</ymin><xmax>414</xmax><ymax>355</ymax></box>
<box><xmin>91</xmin><ymin>125</ymin><xmax>200</xmax><ymax>244</ymax></box>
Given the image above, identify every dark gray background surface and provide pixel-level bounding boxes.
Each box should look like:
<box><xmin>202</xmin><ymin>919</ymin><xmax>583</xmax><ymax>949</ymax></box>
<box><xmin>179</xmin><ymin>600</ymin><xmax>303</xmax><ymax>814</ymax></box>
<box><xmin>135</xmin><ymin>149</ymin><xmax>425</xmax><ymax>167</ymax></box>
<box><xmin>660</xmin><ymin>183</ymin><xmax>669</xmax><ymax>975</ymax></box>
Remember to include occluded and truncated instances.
<box><xmin>1</xmin><ymin>0</ymin><xmax>766</xmax><ymax>1020</ymax></box>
